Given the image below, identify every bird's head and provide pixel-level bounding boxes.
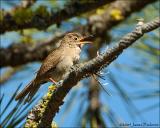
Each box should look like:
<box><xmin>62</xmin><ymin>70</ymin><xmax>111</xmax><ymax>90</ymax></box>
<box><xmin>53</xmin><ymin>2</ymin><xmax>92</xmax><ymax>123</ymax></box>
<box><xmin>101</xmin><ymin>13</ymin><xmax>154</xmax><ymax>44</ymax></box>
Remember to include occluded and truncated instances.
<box><xmin>61</xmin><ymin>32</ymin><xmax>93</xmax><ymax>48</ymax></box>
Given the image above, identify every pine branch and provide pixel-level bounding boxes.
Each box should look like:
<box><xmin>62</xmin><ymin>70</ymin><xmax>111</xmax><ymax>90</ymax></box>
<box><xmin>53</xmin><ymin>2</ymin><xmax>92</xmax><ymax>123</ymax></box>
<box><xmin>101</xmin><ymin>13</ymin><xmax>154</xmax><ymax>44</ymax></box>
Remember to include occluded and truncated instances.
<box><xmin>25</xmin><ymin>18</ymin><xmax>160</xmax><ymax>128</ymax></box>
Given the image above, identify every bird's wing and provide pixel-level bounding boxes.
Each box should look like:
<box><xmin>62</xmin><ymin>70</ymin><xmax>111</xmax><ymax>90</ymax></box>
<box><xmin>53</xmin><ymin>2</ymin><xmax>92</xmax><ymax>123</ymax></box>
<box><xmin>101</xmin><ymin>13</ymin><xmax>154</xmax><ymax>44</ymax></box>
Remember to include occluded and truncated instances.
<box><xmin>36</xmin><ymin>47</ymin><xmax>62</xmax><ymax>78</ymax></box>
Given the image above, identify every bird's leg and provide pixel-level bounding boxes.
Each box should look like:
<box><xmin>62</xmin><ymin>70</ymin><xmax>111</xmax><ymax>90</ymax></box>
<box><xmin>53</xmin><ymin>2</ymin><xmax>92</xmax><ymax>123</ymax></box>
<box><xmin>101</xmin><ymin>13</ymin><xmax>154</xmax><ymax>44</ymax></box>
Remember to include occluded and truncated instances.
<box><xmin>49</xmin><ymin>78</ymin><xmax>57</xmax><ymax>84</ymax></box>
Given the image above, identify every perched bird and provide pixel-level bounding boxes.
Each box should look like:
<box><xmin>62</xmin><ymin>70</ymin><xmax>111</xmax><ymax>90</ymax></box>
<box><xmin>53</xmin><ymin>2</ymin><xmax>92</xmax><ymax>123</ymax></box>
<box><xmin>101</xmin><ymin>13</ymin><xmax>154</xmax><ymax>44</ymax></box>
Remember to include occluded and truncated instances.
<box><xmin>15</xmin><ymin>32</ymin><xmax>93</xmax><ymax>102</ymax></box>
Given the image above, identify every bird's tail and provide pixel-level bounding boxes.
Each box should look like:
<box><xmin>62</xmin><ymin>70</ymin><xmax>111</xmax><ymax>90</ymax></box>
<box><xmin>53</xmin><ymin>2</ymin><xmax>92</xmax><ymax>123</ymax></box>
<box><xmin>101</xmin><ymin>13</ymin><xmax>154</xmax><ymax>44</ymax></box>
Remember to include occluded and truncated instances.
<box><xmin>15</xmin><ymin>79</ymin><xmax>40</xmax><ymax>103</ymax></box>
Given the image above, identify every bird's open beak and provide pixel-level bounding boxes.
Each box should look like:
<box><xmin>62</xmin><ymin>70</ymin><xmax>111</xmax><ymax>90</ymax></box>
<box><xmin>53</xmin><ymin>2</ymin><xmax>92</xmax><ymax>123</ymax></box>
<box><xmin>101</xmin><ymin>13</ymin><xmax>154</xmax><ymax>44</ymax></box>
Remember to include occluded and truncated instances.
<box><xmin>76</xmin><ymin>35</ymin><xmax>94</xmax><ymax>45</ymax></box>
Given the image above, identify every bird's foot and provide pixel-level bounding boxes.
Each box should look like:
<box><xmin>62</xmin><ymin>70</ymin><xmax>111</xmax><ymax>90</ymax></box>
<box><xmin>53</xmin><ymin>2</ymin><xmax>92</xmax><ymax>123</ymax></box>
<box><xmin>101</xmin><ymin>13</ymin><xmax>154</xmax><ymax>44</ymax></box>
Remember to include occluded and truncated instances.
<box><xmin>97</xmin><ymin>50</ymin><xmax>103</xmax><ymax>57</ymax></box>
<box><xmin>49</xmin><ymin>78</ymin><xmax>63</xmax><ymax>86</ymax></box>
<box><xmin>56</xmin><ymin>80</ymin><xmax>63</xmax><ymax>86</ymax></box>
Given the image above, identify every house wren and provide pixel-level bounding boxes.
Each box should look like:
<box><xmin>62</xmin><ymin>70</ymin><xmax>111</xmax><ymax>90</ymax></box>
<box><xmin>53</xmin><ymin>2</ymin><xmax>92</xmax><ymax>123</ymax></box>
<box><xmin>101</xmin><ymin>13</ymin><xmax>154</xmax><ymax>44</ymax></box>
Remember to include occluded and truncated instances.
<box><xmin>15</xmin><ymin>32</ymin><xmax>93</xmax><ymax>102</ymax></box>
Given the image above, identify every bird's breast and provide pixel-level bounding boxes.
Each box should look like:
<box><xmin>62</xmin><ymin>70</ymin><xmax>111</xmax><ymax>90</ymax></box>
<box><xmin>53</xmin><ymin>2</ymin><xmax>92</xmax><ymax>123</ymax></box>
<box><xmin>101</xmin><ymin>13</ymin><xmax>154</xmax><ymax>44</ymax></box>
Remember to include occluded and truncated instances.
<box><xmin>58</xmin><ymin>47</ymin><xmax>81</xmax><ymax>69</ymax></box>
<box><xmin>49</xmin><ymin>47</ymin><xmax>81</xmax><ymax>81</ymax></box>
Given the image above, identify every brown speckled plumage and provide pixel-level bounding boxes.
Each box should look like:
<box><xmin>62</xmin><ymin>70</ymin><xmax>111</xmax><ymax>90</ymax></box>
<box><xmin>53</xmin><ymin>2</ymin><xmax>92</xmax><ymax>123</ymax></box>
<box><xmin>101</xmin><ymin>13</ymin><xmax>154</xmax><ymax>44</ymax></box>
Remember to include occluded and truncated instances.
<box><xmin>15</xmin><ymin>32</ymin><xmax>92</xmax><ymax>102</ymax></box>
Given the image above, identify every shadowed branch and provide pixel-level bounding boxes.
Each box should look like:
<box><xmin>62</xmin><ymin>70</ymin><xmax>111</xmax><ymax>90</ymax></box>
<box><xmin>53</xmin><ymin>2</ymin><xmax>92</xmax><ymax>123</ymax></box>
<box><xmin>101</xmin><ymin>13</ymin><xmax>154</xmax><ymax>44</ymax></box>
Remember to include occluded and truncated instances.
<box><xmin>0</xmin><ymin>0</ymin><xmax>114</xmax><ymax>34</ymax></box>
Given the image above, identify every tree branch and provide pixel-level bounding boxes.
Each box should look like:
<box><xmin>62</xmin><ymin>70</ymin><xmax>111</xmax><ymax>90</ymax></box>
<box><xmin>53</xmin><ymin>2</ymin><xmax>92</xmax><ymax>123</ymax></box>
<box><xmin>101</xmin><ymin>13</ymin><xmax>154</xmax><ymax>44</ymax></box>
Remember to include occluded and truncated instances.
<box><xmin>0</xmin><ymin>0</ymin><xmax>115</xmax><ymax>34</ymax></box>
<box><xmin>0</xmin><ymin>34</ymin><xmax>63</xmax><ymax>67</ymax></box>
<box><xmin>0</xmin><ymin>0</ymin><xmax>156</xmax><ymax>68</ymax></box>
<box><xmin>25</xmin><ymin>18</ymin><xmax>160</xmax><ymax>128</ymax></box>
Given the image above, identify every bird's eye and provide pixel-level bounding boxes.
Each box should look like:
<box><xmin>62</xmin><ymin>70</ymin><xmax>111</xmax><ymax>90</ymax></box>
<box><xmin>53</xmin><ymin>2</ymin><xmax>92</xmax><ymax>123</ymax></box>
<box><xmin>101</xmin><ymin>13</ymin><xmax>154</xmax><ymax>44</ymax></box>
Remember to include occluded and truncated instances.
<box><xmin>74</xmin><ymin>37</ymin><xmax>78</xmax><ymax>40</ymax></box>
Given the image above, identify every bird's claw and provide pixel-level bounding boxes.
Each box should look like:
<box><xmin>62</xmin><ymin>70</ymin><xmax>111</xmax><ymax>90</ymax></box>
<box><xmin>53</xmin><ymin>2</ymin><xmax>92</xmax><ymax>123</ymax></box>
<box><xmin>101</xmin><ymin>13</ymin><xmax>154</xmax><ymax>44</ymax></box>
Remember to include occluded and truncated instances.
<box><xmin>97</xmin><ymin>50</ymin><xmax>104</xmax><ymax>57</ymax></box>
<box><xmin>49</xmin><ymin>78</ymin><xmax>63</xmax><ymax>86</ymax></box>
<box><xmin>56</xmin><ymin>80</ymin><xmax>63</xmax><ymax>86</ymax></box>
<box><xmin>97</xmin><ymin>51</ymin><xmax>100</xmax><ymax>56</ymax></box>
